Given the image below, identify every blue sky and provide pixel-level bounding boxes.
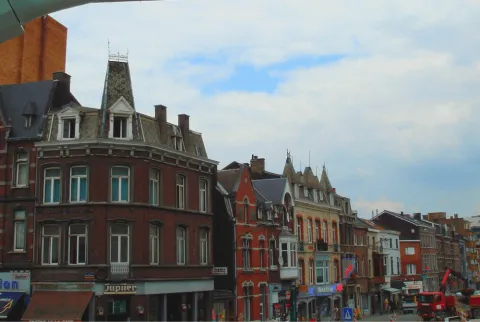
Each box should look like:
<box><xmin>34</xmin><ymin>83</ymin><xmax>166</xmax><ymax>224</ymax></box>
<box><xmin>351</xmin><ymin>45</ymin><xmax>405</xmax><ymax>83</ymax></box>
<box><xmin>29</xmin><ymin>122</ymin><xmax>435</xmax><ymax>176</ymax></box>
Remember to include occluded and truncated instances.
<box><xmin>52</xmin><ymin>0</ymin><xmax>480</xmax><ymax>219</ymax></box>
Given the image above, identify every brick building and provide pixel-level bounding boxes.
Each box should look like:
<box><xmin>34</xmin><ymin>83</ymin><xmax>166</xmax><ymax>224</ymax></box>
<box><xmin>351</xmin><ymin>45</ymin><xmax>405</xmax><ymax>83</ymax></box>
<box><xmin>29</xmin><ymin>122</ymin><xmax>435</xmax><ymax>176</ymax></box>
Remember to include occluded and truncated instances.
<box><xmin>0</xmin><ymin>74</ymin><xmax>76</xmax><ymax>320</ymax></box>
<box><xmin>373</xmin><ymin>211</ymin><xmax>438</xmax><ymax>292</ymax></box>
<box><xmin>0</xmin><ymin>16</ymin><xmax>67</xmax><ymax>85</ymax></box>
<box><xmin>19</xmin><ymin>55</ymin><xmax>218</xmax><ymax>321</ymax></box>
<box><xmin>352</xmin><ymin>218</ymin><xmax>369</xmax><ymax>312</ymax></box>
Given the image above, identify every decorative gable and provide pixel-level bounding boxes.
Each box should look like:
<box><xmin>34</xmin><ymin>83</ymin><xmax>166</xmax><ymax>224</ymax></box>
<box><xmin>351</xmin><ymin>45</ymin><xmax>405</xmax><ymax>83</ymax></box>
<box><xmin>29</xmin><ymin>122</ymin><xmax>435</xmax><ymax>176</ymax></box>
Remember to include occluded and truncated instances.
<box><xmin>57</xmin><ymin>106</ymin><xmax>80</xmax><ymax>140</ymax></box>
<box><xmin>108</xmin><ymin>96</ymin><xmax>134</xmax><ymax>140</ymax></box>
<box><xmin>109</xmin><ymin>96</ymin><xmax>134</xmax><ymax>115</ymax></box>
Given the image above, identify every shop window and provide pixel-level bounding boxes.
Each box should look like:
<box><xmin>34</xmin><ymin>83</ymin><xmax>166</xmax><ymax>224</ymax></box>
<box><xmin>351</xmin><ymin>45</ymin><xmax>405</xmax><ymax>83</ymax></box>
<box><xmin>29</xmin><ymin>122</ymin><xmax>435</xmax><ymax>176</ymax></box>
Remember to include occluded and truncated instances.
<box><xmin>243</xmin><ymin>286</ymin><xmax>253</xmax><ymax>322</ymax></box>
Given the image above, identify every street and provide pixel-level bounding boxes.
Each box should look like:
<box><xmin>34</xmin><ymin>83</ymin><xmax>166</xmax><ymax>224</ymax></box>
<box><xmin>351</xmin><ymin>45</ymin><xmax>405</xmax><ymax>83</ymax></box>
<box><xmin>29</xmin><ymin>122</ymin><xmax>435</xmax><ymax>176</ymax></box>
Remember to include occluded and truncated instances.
<box><xmin>363</xmin><ymin>313</ymin><xmax>420</xmax><ymax>321</ymax></box>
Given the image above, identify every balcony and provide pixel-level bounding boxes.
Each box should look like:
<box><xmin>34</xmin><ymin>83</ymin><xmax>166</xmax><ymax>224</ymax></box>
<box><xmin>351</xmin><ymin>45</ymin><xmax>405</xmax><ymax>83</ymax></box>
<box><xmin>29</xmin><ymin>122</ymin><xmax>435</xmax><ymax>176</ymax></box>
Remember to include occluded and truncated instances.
<box><xmin>314</xmin><ymin>240</ymin><xmax>340</xmax><ymax>253</ymax></box>
<box><xmin>280</xmin><ymin>264</ymin><xmax>298</xmax><ymax>280</ymax></box>
<box><xmin>110</xmin><ymin>262</ymin><xmax>130</xmax><ymax>281</ymax></box>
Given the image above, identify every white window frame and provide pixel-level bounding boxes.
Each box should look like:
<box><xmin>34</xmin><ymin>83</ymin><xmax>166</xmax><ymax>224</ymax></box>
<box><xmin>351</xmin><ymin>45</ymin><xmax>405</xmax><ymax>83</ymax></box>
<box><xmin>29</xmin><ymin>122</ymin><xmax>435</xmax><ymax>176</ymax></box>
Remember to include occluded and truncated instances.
<box><xmin>111</xmin><ymin>166</ymin><xmax>130</xmax><ymax>203</ymax></box>
<box><xmin>199</xmin><ymin>179</ymin><xmax>208</xmax><ymax>213</ymax></box>
<box><xmin>176</xmin><ymin>227</ymin><xmax>186</xmax><ymax>265</ymax></box>
<box><xmin>315</xmin><ymin>260</ymin><xmax>330</xmax><ymax>285</ymax></box>
<box><xmin>15</xmin><ymin>151</ymin><xmax>28</xmax><ymax>187</ymax></box>
<box><xmin>150</xmin><ymin>225</ymin><xmax>160</xmax><ymax>265</ymax></box>
<box><xmin>110</xmin><ymin>223</ymin><xmax>130</xmax><ymax>264</ymax></box>
<box><xmin>322</xmin><ymin>221</ymin><xmax>327</xmax><ymax>242</ymax></box>
<box><xmin>43</xmin><ymin>167</ymin><xmax>61</xmax><ymax>204</ymax></box>
<box><xmin>200</xmin><ymin>228</ymin><xmax>208</xmax><ymax>265</ymax></box>
<box><xmin>41</xmin><ymin>225</ymin><xmax>60</xmax><ymax>265</ymax></box>
<box><xmin>68</xmin><ymin>224</ymin><xmax>87</xmax><ymax>265</ymax></box>
<box><xmin>406</xmin><ymin>264</ymin><xmax>416</xmax><ymax>275</ymax></box>
<box><xmin>176</xmin><ymin>174</ymin><xmax>186</xmax><ymax>209</ymax></box>
<box><xmin>405</xmin><ymin>247</ymin><xmax>415</xmax><ymax>255</ymax></box>
<box><xmin>13</xmin><ymin>210</ymin><xmax>26</xmax><ymax>251</ymax></box>
<box><xmin>109</xmin><ymin>114</ymin><xmax>133</xmax><ymax>140</ymax></box>
<box><xmin>61</xmin><ymin>117</ymin><xmax>79</xmax><ymax>140</ymax></box>
<box><xmin>149</xmin><ymin>169</ymin><xmax>160</xmax><ymax>206</ymax></box>
<box><xmin>307</xmin><ymin>219</ymin><xmax>312</xmax><ymax>243</ymax></box>
<box><xmin>57</xmin><ymin>113</ymin><xmax>80</xmax><ymax>140</ymax></box>
<box><xmin>70</xmin><ymin>166</ymin><xmax>88</xmax><ymax>203</ymax></box>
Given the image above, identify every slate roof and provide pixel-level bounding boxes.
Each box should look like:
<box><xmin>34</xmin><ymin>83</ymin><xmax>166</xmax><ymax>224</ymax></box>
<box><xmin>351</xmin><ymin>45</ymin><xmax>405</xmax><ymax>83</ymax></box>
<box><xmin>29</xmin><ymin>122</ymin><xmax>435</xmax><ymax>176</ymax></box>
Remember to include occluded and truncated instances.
<box><xmin>217</xmin><ymin>168</ymin><xmax>242</xmax><ymax>194</ymax></box>
<box><xmin>252</xmin><ymin>178</ymin><xmax>287</xmax><ymax>204</ymax></box>
<box><xmin>0</xmin><ymin>80</ymin><xmax>56</xmax><ymax>140</ymax></box>
<box><xmin>354</xmin><ymin>217</ymin><xmax>371</xmax><ymax>229</ymax></box>
<box><xmin>375</xmin><ymin>210</ymin><xmax>432</xmax><ymax>228</ymax></box>
<box><xmin>358</xmin><ymin>218</ymin><xmax>385</xmax><ymax>230</ymax></box>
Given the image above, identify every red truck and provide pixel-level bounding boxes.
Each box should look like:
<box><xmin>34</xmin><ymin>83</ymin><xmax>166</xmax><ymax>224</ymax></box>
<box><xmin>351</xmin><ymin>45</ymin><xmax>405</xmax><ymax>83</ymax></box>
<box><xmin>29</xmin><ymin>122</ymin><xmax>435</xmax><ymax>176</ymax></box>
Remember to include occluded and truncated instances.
<box><xmin>417</xmin><ymin>268</ymin><xmax>480</xmax><ymax>321</ymax></box>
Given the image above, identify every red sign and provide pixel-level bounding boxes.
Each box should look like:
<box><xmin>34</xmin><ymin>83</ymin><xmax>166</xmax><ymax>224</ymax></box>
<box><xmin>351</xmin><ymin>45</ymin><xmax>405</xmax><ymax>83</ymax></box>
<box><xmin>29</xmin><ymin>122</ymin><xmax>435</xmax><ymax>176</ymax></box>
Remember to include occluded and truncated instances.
<box><xmin>344</xmin><ymin>264</ymin><xmax>354</xmax><ymax>278</ymax></box>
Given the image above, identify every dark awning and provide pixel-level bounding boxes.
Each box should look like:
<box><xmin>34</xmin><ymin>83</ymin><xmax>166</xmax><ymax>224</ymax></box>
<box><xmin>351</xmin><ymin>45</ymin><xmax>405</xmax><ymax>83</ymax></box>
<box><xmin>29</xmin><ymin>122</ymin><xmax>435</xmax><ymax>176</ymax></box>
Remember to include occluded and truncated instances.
<box><xmin>21</xmin><ymin>291</ymin><xmax>92</xmax><ymax>321</ymax></box>
<box><xmin>0</xmin><ymin>291</ymin><xmax>25</xmax><ymax>318</ymax></box>
<box><xmin>391</xmin><ymin>281</ymin><xmax>407</xmax><ymax>290</ymax></box>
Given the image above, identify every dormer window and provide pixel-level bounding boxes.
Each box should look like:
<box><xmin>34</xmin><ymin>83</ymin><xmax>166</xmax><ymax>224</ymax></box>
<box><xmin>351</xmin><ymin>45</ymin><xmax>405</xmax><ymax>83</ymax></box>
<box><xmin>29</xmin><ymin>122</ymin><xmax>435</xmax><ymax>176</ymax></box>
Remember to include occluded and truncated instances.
<box><xmin>108</xmin><ymin>97</ymin><xmax>134</xmax><ymax>140</ymax></box>
<box><xmin>24</xmin><ymin>116</ymin><xmax>32</xmax><ymax>129</ymax></box>
<box><xmin>172</xmin><ymin>136</ymin><xmax>185</xmax><ymax>151</ymax></box>
<box><xmin>62</xmin><ymin>118</ymin><xmax>76</xmax><ymax>139</ymax></box>
<box><xmin>113</xmin><ymin>116</ymin><xmax>128</xmax><ymax>138</ymax></box>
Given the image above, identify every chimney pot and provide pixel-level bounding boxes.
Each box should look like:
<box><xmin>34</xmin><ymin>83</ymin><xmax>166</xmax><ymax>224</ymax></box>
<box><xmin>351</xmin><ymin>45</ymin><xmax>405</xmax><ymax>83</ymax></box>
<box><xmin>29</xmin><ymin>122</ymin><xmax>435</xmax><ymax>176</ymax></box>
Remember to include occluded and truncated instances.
<box><xmin>53</xmin><ymin>71</ymin><xmax>71</xmax><ymax>92</ymax></box>
<box><xmin>401</xmin><ymin>211</ymin><xmax>404</xmax><ymax>215</ymax></box>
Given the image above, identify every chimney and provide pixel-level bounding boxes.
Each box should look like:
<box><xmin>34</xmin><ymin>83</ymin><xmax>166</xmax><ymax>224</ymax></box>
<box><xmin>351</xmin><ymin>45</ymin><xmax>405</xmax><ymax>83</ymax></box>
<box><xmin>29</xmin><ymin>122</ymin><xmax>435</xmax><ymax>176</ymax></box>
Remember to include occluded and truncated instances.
<box><xmin>155</xmin><ymin>105</ymin><xmax>167</xmax><ymax>136</ymax></box>
<box><xmin>178</xmin><ymin>114</ymin><xmax>190</xmax><ymax>148</ymax></box>
<box><xmin>401</xmin><ymin>211</ymin><xmax>404</xmax><ymax>215</ymax></box>
<box><xmin>250</xmin><ymin>155</ymin><xmax>265</xmax><ymax>174</ymax></box>
<box><xmin>454</xmin><ymin>214</ymin><xmax>458</xmax><ymax>219</ymax></box>
<box><xmin>376</xmin><ymin>209</ymin><xmax>378</xmax><ymax>215</ymax></box>
<box><xmin>413</xmin><ymin>213</ymin><xmax>421</xmax><ymax>220</ymax></box>
<box><xmin>53</xmin><ymin>71</ymin><xmax>71</xmax><ymax>93</ymax></box>
<box><xmin>332</xmin><ymin>188</ymin><xmax>336</xmax><ymax>193</ymax></box>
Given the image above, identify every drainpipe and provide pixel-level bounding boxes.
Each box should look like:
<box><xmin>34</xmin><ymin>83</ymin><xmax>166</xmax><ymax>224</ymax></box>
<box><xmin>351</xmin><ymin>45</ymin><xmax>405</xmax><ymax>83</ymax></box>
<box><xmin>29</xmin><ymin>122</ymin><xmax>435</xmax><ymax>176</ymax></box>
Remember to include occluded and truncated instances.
<box><xmin>32</xmin><ymin>143</ymin><xmax>38</xmax><ymax>265</ymax></box>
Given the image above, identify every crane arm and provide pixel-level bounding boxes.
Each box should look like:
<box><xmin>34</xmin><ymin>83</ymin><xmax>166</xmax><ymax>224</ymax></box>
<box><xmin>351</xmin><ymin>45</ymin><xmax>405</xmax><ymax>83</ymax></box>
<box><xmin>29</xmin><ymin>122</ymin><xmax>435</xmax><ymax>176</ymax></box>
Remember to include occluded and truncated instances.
<box><xmin>0</xmin><ymin>0</ymin><xmax>159</xmax><ymax>44</ymax></box>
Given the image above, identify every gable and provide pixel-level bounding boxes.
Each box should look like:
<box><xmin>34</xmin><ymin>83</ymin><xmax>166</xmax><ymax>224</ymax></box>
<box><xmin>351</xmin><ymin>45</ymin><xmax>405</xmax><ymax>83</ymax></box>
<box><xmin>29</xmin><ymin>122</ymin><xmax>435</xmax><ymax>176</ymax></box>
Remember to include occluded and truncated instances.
<box><xmin>282</xmin><ymin>179</ymin><xmax>295</xmax><ymax>207</ymax></box>
<box><xmin>109</xmin><ymin>96</ymin><xmax>134</xmax><ymax>115</ymax></box>
<box><xmin>235</xmin><ymin>167</ymin><xmax>256</xmax><ymax>204</ymax></box>
<box><xmin>57</xmin><ymin>106</ymin><xmax>80</xmax><ymax>117</ymax></box>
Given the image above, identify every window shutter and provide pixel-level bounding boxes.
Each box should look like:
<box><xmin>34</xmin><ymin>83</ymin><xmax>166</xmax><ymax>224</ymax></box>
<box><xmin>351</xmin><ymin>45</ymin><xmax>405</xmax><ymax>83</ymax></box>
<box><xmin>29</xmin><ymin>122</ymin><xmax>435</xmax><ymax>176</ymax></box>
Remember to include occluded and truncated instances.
<box><xmin>250</xmin><ymin>208</ymin><xmax>256</xmax><ymax>222</ymax></box>
<box><xmin>236</xmin><ymin>204</ymin><xmax>244</xmax><ymax>222</ymax></box>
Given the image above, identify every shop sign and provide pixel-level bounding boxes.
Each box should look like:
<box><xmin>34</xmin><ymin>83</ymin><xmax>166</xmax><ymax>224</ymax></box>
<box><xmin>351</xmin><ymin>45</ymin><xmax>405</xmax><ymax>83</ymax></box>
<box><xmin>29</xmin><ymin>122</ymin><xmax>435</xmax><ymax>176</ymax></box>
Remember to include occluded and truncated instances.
<box><xmin>212</xmin><ymin>267</ymin><xmax>228</xmax><ymax>275</ymax></box>
<box><xmin>316</xmin><ymin>283</ymin><xmax>343</xmax><ymax>296</ymax></box>
<box><xmin>104</xmin><ymin>283</ymin><xmax>137</xmax><ymax>295</ymax></box>
<box><xmin>0</xmin><ymin>272</ymin><xmax>30</xmax><ymax>294</ymax></box>
<box><xmin>33</xmin><ymin>283</ymin><xmax>94</xmax><ymax>291</ymax></box>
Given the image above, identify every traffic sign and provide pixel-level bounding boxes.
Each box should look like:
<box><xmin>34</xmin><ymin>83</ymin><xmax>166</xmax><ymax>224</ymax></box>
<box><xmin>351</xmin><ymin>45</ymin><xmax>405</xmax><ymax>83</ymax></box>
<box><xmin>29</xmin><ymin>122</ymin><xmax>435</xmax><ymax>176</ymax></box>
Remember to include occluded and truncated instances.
<box><xmin>343</xmin><ymin>307</ymin><xmax>353</xmax><ymax>321</ymax></box>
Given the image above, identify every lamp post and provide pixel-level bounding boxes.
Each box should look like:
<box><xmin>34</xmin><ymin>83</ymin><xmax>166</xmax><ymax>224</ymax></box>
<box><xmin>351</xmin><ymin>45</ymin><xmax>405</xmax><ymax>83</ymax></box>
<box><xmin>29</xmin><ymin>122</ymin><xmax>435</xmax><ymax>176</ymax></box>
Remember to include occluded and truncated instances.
<box><xmin>290</xmin><ymin>282</ymin><xmax>297</xmax><ymax>322</ymax></box>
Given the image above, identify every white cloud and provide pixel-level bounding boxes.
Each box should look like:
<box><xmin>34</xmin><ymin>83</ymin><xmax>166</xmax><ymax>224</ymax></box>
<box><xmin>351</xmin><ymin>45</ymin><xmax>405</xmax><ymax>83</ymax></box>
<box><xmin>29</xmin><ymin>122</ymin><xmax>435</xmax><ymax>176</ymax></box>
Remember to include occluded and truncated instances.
<box><xmin>51</xmin><ymin>0</ymin><xmax>480</xmax><ymax>213</ymax></box>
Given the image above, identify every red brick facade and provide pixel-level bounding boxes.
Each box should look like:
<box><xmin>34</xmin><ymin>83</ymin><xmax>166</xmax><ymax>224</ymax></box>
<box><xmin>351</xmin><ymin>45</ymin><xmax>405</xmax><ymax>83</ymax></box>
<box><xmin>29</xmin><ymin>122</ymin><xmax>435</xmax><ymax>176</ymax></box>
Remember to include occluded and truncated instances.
<box><xmin>0</xmin><ymin>16</ymin><xmax>67</xmax><ymax>85</ymax></box>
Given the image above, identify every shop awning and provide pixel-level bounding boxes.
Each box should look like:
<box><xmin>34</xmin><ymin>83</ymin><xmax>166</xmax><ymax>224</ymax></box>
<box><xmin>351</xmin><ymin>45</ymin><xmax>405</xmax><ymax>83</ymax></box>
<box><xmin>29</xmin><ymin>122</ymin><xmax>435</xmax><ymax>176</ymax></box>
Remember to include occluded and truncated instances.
<box><xmin>0</xmin><ymin>291</ymin><xmax>25</xmax><ymax>319</ymax></box>
<box><xmin>21</xmin><ymin>291</ymin><xmax>92</xmax><ymax>321</ymax></box>
<box><xmin>383</xmin><ymin>287</ymin><xmax>401</xmax><ymax>294</ymax></box>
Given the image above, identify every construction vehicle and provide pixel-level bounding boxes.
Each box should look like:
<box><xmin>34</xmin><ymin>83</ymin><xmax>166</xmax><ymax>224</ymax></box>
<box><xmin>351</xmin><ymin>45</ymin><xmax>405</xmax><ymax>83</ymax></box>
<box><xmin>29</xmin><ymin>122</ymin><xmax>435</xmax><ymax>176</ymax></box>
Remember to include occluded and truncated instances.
<box><xmin>417</xmin><ymin>267</ymin><xmax>480</xmax><ymax>321</ymax></box>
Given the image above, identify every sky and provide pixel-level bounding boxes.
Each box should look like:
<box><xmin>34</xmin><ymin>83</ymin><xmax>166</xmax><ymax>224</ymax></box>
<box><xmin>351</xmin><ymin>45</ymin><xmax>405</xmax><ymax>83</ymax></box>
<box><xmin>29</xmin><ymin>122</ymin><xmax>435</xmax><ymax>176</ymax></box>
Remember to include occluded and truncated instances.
<box><xmin>52</xmin><ymin>0</ymin><xmax>480</xmax><ymax>219</ymax></box>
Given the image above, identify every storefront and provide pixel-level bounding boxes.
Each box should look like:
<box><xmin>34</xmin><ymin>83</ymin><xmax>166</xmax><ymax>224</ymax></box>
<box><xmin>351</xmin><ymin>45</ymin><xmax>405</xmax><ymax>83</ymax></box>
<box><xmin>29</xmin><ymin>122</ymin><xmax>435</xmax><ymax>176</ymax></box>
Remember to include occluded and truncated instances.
<box><xmin>0</xmin><ymin>271</ymin><xmax>31</xmax><ymax>321</ymax></box>
<box><xmin>22</xmin><ymin>279</ymin><xmax>213</xmax><ymax>321</ymax></box>
<box><xmin>296</xmin><ymin>285</ymin><xmax>316</xmax><ymax>321</ymax></box>
<box><xmin>213</xmin><ymin>290</ymin><xmax>235</xmax><ymax>321</ymax></box>
<box><xmin>315</xmin><ymin>283</ymin><xmax>343</xmax><ymax>320</ymax></box>
<box><xmin>403</xmin><ymin>281</ymin><xmax>423</xmax><ymax>296</ymax></box>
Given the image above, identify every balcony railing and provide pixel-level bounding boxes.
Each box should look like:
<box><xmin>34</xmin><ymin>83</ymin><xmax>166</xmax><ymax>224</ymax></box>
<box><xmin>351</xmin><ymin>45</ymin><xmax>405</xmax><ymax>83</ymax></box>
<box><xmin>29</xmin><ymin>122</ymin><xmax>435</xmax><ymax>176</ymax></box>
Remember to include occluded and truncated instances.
<box><xmin>110</xmin><ymin>262</ymin><xmax>130</xmax><ymax>281</ymax></box>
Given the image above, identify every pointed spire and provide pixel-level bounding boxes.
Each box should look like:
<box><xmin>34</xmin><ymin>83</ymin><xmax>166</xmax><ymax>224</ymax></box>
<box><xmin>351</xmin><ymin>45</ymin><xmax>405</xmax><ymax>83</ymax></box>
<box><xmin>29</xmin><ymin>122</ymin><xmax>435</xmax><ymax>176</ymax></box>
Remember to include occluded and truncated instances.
<box><xmin>101</xmin><ymin>52</ymin><xmax>135</xmax><ymax>110</ymax></box>
<box><xmin>319</xmin><ymin>165</ymin><xmax>333</xmax><ymax>191</ymax></box>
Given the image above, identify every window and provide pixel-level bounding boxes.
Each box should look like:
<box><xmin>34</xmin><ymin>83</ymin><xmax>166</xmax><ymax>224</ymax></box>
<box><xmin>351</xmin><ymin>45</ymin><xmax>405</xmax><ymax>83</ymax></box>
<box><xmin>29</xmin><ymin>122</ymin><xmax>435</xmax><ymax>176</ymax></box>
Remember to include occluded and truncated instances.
<box><xmin>243</xmin><ymin>199</ymin><xmax>248</xmax><ymax>224</ymax></box>
<box><xmin>44</xmin><ymin>168</ymin><xmax>61</xmax><ymax>203</ymax></box>
<box><xmin>396</xmin><ymin>238</ymin><xmax>399</xmax><ymax>249</ymax></box>
<box><xmin>176</xmin><ymin>175</ymin><xmax>185</xmax><ymax>209</ymax></box>
<box><xmin>390</xmin><ymin>238</ymin><xmax>393</xmax><ymax>248</ymax></box>
<box><xmin>296</xmin><ymin>218</ymin><xmax>302</xmax><ymax>241</ymax></box>
<box><xmin>62</xmin><ymin>118</ymin><xmax>76</xmax><ymax>139</ymax></box>
<box><xmin>307</xmin><ymin>219</ymin><xmax>312</xmax><ymax>243</ymax></box>
<box><xmin>354</xmin><ymin>234</ymin><xmax>357</xmax><ymax>245</ymax></box>
<box><xmin>391</xmin><ymin>257</ymin><xmax>394</xmax><ymax>275</ymax></box>
<box><xmin>332</xmin><ymin>223</ymin><xmax>337</xmax><ymax>243</ymax></box>
<box><xmin>397</xmin><ymin>257</ymin><xmax>400</xmax><ymax>274</ymax></box>
<box><xmin>242</xmin><ymin>237</ymin><xmax>251</xmax><ymax>269</ymax></box>
<box><xmin>243</xmin><ymin>286</ymin><xmax>253</xmax><ymax>322</ymax></box>
<box><xmin>322</xmin><ymin>221</ymin><xmax>327</xmax><ymax>242</ymax></box>
<box><xmin>70</xmin><ymin>166</ymin><xmax>87</xmax><ymax>202</ymax></box>
<box><xmin>299</xmin><ymin>260</ymin><xmax>304</xmax><ymax>284</ymax></box>
<box><xmin>113</xmin><ymin>116</ymin><xmax>128</xmax><ymax>138</ymax></box>
<box><xmin>15</xmin><ymin>151</ymin><xmax>28</xmax><ymax>187</ymax></box>
<box><xmin>110</xmin><ymin>223</ymin><xmax>129</xmax><ymax>263</ymax></box>
<box><xmin>176</xmin><ymin>227</ymin><xmax>186</xmax><ymax>265</ymax></box>
<box><xmin>316</xmin><ymin>260</ymin><xmax>329</xmax><ymax>284</ymax></box>
<box><xmin>260</xmin><ymin>240</ymin><xmax>265</xmax><ymax>269</ymax></box>
<box><xmin>24</xmin><ymin>115</ymin><xmax>32</xmax><ymax>128</ymax></box>
<box><xmin>111</xmin><ymin>166</ymin><xmax>130</xmax><ymax>202</ymax></box>
<box><xmin>13</xmin><ymin>210</ymin><xmax>26</xmax><ymax>251</ymax></box>
<box><xmin>309</xmin><ymin>260</ymin><xmax>314</xmax><ymax>284</ymax></box>
<box><xmin>68</xmin><ymin>224</ymin><xmax>87</xmax><ymax>265</ymax></box>
<box><xmin>269</xmin><ymin>239</ymin><xmax>276</xmax><ymax>267</ymax></box>
<box><xmin>405</xmin><ymin>247</ymin><xmax>415</xmax><ymax>255</ymax></box>
<box><xmin>200</xmin><ymin>229</ymin><xmax>208</xmax><ymax>265</ymax></box>
<box><xmin>406</xmin><ymin>264</ymin><xmax>416</xmax><ymax>275</ymax></box>
<box><xmin>150</xmin><ymin>225</ymin><xmax>160</xmax><ymax>264</ymax></box>
<box><xmin>149</xmin><ymin>169</ymin><xmax>160</xmax><ymax>205</ymax></box>
<box><xmin>315</xmin><ymin>221</ymin><xmax>320</xmax><ymax>240</ymax></box>
<box><xmin>199</xmin><ymin>179</ymin><xmax>208</xmax><ymax>212</ymax></box>
<box><xmin>280</xmin><ymin>241</ymin><xmax>297</xmax><ymax>268</ymax></box>
<box><xmin>361</xmin><ymin>257</ymin><xmax>365</xmax><ymax>276</ymax></box>
<box><xmin>42</xmin><ymin>225</ymin><xmax>60</xmax><ymax>265</ymax></box>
